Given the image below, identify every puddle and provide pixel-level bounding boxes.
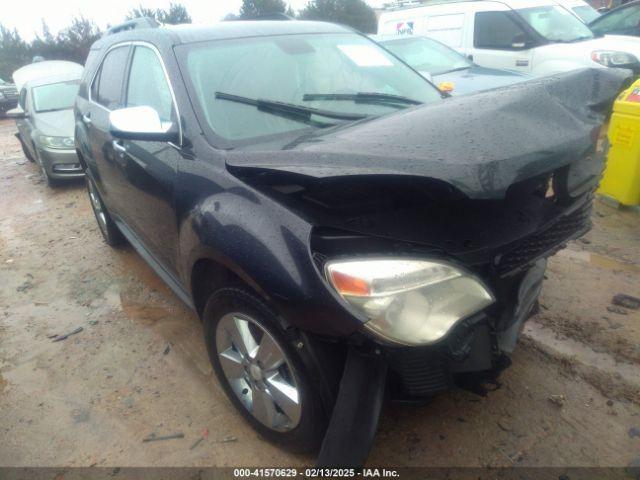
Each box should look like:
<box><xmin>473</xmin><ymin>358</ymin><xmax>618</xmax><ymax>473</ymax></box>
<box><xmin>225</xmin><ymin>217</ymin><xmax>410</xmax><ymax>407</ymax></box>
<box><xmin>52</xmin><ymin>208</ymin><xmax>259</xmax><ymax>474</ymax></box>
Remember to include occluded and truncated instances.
<box><xmin>101</xmin><ymin>281</ymin><xmax>211</xmax><ymax>375</ymax></box>
<box><xmin>121</xmin><ymin>303</ymin><xmax>171</xmax><ymax>326</ymax></box>
<box><xmin>114</xmin><ymin>250</ymin><xmax>171</xmax><ymax>294</ymax></box>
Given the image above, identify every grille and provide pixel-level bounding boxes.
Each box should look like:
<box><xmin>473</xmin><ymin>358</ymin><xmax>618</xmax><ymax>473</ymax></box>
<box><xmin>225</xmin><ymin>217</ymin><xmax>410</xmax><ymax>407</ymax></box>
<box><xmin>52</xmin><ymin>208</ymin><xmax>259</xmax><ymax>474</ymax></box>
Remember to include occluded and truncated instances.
<box><xmin>495</xmin><ymin>202</ymin><xmax>592</xmax><ymax>275</ymax></box>
<box><xmin>0</xmin><ymin>88</ymin><xmax>18</xmax><ymax>100</ymax></box>
<box><xmin>388</xmin><ymin>348</ymin><xmax>451</xmax><ymax>397</ymax></box>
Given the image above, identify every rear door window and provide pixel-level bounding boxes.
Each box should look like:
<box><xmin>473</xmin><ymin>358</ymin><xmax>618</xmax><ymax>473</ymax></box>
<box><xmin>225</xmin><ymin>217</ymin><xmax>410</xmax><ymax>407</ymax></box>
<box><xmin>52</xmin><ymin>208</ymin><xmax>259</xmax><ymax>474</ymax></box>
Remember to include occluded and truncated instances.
<box><xmin>474</xmin><ymin>11</ymin><xmax>527</xmax><ymax>49</ymax></box>
<box><xmin>92</xmin><ymin>45</ymin><xmax>130</xmax><ymax>109</ymax></box>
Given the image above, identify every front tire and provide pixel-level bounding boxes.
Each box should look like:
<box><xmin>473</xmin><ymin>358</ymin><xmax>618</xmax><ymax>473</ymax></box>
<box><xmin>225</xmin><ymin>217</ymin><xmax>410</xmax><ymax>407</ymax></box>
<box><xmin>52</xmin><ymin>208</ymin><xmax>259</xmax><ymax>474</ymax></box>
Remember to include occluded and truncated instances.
<box><xmin>19</xmin><ymin>137</ymin><xmax>35</xmax><ymax>163</ymax></box>
<box><xmin>39</xmin><ymin>162</ymin><xmax>58</xmax><ymax>188</ymax></box>
<box><xmin>86</xmin><ymin>175</ymin><xmax>124</xmax><ymax>247</ymax></box>
<box><xmin>203</xmin><ymin>287</ymin><xmax>326</xmax><ymax>452</ymax></box>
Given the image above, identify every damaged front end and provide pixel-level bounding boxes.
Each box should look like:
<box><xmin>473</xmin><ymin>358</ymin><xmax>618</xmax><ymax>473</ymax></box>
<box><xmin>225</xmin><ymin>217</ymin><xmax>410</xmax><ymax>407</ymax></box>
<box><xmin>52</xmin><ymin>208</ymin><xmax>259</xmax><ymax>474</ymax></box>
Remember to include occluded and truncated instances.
<box><xmin>226</xmin><ymin>68</ymin><xmax>628</xmax><ymax>464</ymax></box>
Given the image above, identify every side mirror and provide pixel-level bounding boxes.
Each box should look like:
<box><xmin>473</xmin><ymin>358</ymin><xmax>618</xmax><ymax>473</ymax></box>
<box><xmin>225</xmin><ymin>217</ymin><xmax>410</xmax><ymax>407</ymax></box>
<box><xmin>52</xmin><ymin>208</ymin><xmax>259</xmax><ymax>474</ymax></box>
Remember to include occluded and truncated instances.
<box><xmin>511</xmin><ymin>33</ymin><xmax>528</xmax><ymax>49</ymax></box>
<box><xmin>7</xmin><ymin>108</ymin><xmax>26</xmax><ymax>119</ymax></box>
<box><xmin>109</xmin><ymin>106</ymin><xmax>179</xmax><ymax>143</ymax></box>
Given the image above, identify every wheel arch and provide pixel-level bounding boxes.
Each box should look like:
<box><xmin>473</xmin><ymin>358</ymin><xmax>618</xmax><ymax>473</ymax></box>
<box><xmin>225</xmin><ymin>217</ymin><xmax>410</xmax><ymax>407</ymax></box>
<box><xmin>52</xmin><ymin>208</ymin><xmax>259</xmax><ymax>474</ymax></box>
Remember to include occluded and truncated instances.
<box><xmin>189</xmin><ymin>254</ymin><xmax>269</xmax><ymax>319</ymax></box>
<box><xmin>193</xmin><ymin>257</ymin><xmax>346</xmax><ymax>421</ymax></box>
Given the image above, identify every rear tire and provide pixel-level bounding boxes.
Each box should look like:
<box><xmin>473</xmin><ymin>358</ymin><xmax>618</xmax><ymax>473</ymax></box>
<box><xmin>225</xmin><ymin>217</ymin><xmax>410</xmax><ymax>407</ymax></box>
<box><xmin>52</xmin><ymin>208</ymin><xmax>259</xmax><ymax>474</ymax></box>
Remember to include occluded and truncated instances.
<box><xmin>86</xmin><ymin>175</ymin><xmax>125</xmax><ymax>247</ymax></box>
<box><xmin>203</xmin><ymin>287</ymin><xmax>326</xmax><ymax>453</ymax></box>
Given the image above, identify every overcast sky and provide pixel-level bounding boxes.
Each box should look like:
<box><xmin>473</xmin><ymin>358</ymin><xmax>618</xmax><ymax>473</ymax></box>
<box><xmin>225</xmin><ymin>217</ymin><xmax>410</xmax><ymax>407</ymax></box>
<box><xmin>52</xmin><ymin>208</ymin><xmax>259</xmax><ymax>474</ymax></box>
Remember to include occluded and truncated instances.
<box><xmin>5</xmin><ymin>0</ymin><xmax>386</xmax><ymax>39</ymax></box>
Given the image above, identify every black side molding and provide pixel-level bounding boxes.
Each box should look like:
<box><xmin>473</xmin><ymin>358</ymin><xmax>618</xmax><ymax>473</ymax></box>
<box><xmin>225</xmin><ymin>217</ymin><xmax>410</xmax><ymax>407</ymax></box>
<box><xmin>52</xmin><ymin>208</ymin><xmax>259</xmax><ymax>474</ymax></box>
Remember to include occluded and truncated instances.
<box><xmin>316</xmin><ymin>348</ymin><xmax>387</xmax><ymax>468</ymax></box>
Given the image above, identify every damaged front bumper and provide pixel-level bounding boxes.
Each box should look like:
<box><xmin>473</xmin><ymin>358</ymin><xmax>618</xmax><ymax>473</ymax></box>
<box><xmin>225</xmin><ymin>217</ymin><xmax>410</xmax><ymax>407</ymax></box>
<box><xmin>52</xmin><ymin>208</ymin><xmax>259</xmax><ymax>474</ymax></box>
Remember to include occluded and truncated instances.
<box><xmin>385</xmin><ymin>258</ymin><xmax>547</xmax><ymax>401</ymax></box>
<box><xmin>315</xmin><ymin>259</ymin><xmax>550</xmax><ymax>467</ymax></box>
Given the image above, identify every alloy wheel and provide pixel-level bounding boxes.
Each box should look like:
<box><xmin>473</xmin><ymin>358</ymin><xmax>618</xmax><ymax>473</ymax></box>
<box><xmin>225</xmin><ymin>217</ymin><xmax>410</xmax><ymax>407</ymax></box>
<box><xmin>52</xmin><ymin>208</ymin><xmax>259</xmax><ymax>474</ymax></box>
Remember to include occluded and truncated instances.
<box><xmin>216</xmin><ymin>312</ymin><xmax>302</xmax><ymax>432</ymax></box>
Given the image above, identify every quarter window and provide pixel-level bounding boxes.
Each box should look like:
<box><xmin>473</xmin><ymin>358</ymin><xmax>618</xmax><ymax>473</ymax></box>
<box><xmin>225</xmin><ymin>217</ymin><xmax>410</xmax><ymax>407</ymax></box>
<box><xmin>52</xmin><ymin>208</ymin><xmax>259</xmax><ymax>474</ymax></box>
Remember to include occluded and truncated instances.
<box><xmin>474</xmin><ymin>11</ymin><xmax>527</xmax><ymax>49</ymax></box>
<box><xmin>126</xmin><ymin>46</ymin><xmax>174</xmax><ymax>122</ymax></box>
<box><xmin>92</xmin><ymin>45</ymin><xmax>130</xmax><ymax>109</ymax></box>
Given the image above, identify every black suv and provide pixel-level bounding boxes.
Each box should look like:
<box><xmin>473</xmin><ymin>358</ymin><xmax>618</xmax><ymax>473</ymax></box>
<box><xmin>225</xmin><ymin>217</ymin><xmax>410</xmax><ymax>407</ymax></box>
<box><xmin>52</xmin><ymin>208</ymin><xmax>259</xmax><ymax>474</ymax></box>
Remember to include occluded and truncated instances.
<box><xmin>74</xmin><ymin>19</ymin><xmax>625</xmax><ymax>464</ymax></box>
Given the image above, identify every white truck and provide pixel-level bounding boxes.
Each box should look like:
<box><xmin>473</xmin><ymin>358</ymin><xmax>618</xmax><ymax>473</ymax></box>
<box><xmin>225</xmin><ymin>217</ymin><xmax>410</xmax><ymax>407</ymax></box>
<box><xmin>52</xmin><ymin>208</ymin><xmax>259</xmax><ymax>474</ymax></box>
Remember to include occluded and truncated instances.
<box><xmin>377</xmin><ymin>0</ymin><xmax>640</xmax><ymax>76</ymax></box>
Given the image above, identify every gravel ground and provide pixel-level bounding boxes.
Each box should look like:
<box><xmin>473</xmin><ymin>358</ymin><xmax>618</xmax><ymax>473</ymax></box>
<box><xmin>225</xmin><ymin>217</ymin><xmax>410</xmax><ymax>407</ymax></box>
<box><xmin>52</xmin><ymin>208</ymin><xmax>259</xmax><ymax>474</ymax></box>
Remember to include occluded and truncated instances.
<box><xmin>1</xmin><ymin>118</ymin><xmax>639</xmax><ymax>468</ymax></box>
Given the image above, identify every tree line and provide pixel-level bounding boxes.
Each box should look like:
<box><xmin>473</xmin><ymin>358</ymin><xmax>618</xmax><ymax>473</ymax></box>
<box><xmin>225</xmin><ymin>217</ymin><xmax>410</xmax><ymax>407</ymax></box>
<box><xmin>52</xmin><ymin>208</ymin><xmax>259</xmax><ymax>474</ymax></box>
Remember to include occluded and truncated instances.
<box><xmin>0</xmin><ymin>0</ymin><xmax>377</xmax><ymax>82</ymax></box>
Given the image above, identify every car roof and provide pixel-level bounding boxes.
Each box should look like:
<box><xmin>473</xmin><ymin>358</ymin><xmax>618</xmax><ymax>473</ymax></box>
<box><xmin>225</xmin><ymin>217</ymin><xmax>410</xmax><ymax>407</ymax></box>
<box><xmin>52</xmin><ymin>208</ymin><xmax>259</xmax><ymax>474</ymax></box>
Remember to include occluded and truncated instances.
<box><xmin>92</xmin><ymin>20</ymin><xmax>356</xmax><ymax>50</ymax></box>
<box><xmin>13</xmin><ymin>60</ymin><xmax>83</xmax><ymax>91</ymax></box>
<box><xmin>24</xmin><ymin>72</ymin><xmax>82</xmax><ymax>89</ymax></box>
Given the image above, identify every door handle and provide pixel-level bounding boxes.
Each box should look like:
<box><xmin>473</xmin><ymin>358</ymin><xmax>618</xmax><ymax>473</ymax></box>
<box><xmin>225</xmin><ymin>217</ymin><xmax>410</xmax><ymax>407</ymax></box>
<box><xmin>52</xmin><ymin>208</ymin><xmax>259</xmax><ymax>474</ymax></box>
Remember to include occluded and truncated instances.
<box><xmin>82</xmin><ymin>113</ymin><xmax>91</xmax><ymax>125</ymax></box>
<box><xmin>467</xmin><ymin>54</ymin><xmax>474</xmax><ymax>61</ymax></box>
<box><xmin>112</xmin><ymin>140</ymin><xmax>127</xmax><ymax>154</ymax></box>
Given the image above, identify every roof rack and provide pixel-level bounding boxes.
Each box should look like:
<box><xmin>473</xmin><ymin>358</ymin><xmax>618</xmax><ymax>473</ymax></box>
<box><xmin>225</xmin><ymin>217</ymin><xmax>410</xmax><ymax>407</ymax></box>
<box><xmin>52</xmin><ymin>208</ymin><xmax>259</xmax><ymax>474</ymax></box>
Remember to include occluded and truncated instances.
<box><xmin>380</xmin><ymin>0</ymin><xmax>426</xmax><ymax>10</ymax></box>
<box><xmin>104</xmin><ymin>17</ymin><xmax>160</xmax><ymax>36</ymax></box>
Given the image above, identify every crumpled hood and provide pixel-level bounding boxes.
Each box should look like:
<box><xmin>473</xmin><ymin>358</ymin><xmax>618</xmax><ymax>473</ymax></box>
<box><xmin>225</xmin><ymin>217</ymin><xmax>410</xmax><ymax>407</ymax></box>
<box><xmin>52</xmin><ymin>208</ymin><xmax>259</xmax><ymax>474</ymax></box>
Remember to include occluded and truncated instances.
<box><xmin>34</xmin><ymin>109</ymin><xmax>75</xmax><ymax>138</ymax></box>
<box><xmin>226</xmin><ymin>68</ymin><xmax>629</xmax><ymax>199</ymax></box>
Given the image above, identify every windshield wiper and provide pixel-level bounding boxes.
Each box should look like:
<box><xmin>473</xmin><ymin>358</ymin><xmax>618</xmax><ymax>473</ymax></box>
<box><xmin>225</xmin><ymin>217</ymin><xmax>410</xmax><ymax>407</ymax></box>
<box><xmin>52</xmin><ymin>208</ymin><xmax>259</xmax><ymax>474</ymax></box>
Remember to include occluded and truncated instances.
<box><xmin>302</xmin><ymin>92</ymin><xmax>423</xmax><ymax>107</ymax></box>
<box><xmin>439</xmin><ymin>66</ymin><xmax>472</xmax><ymax>74</ymax></box>
<box><xmin>215</xmin><ymin>92</ymin><xmax>369</xmax><ymax>125</ymax></box>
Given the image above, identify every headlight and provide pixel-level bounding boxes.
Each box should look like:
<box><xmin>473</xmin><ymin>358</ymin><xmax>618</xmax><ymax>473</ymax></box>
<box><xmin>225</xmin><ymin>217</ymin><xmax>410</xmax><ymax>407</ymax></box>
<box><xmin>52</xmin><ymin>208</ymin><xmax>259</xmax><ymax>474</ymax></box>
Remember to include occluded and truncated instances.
<box><xmin>0</xmin><ymin>92</ymin><xmax>5</xmax><ymax>99</ymax></box>
<box><xmin>591</xmin><ymin>50</ymin><xmax>639</xmax><ymax>67</ymax></box>
<box><xmin>325</xmin><ymin>258</ymin><xmax>495</xmax><ymax>346</ymax></box>
<box><xmin>39</xmin><ymin>136</ymin><xmax>75</xmax><ymax>150</ymax></box>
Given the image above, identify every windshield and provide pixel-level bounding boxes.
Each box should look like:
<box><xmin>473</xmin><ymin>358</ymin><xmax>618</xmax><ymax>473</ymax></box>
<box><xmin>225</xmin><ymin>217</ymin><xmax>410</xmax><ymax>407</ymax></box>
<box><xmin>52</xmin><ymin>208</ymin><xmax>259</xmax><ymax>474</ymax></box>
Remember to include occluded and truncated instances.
<box><xmin>380</xmin><ymin>37</ymin><xmax>472</xmax><ymax>75</ymax></box>
<box><xmin>591</xmin><ymin>4</ymin><xmax>640</xmax><ymax>34</ymax></box>
<box><xmin>177</xmin><ymin>33</ymin><xmax>442</xmax><ymax>143</ymax></box>
<box><xmin>32</xmin><ymin>80</ymin><xmax>79</xmax><ymax>113</ymax></box>
<box><xmin>572</xmin><ymin>5</ymin><xmax>600</xmax><ymax>23</ymax></box>
<box><xmin>516</xmin><ymin>5</ymin><xmax>594</xmax><ymax>42</ymax></box>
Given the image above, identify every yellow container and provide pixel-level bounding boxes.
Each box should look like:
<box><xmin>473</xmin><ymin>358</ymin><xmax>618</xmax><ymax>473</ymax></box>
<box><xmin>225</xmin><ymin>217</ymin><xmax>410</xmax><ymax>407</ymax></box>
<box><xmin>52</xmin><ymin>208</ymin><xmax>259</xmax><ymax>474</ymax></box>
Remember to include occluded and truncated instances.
<box><xmin>598</xmin><ymin>80</ymin><xmax>640</xmax><ymax>206</ymax></box>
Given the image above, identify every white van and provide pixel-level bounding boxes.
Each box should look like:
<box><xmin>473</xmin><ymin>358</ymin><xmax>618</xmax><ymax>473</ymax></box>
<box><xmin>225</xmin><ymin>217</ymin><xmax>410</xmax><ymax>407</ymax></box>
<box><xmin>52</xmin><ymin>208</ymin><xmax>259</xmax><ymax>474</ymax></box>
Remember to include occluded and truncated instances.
<box><xmin>377</xmin><ymin>0</ymin><xmax>640</xmax><ymax>76</ymax></box>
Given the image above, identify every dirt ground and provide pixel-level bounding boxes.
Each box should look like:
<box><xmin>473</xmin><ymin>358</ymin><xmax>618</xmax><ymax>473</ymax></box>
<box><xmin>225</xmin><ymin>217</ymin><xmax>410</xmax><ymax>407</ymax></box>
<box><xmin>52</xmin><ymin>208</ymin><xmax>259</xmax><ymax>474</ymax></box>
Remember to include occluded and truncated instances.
<box><xmin>1</xmin><ymin>117</ymin><xmax>639</xmax><ymax>468</ymax></box>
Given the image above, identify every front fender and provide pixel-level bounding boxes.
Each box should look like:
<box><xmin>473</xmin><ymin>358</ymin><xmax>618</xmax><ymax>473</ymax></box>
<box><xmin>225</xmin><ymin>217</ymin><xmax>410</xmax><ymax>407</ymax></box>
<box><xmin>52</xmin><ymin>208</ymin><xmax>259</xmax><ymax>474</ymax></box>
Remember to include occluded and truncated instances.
<box><xmin>178</xmin><ymin>180</ymin><xmax>360</xmax><ymax>337</ymax></box>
